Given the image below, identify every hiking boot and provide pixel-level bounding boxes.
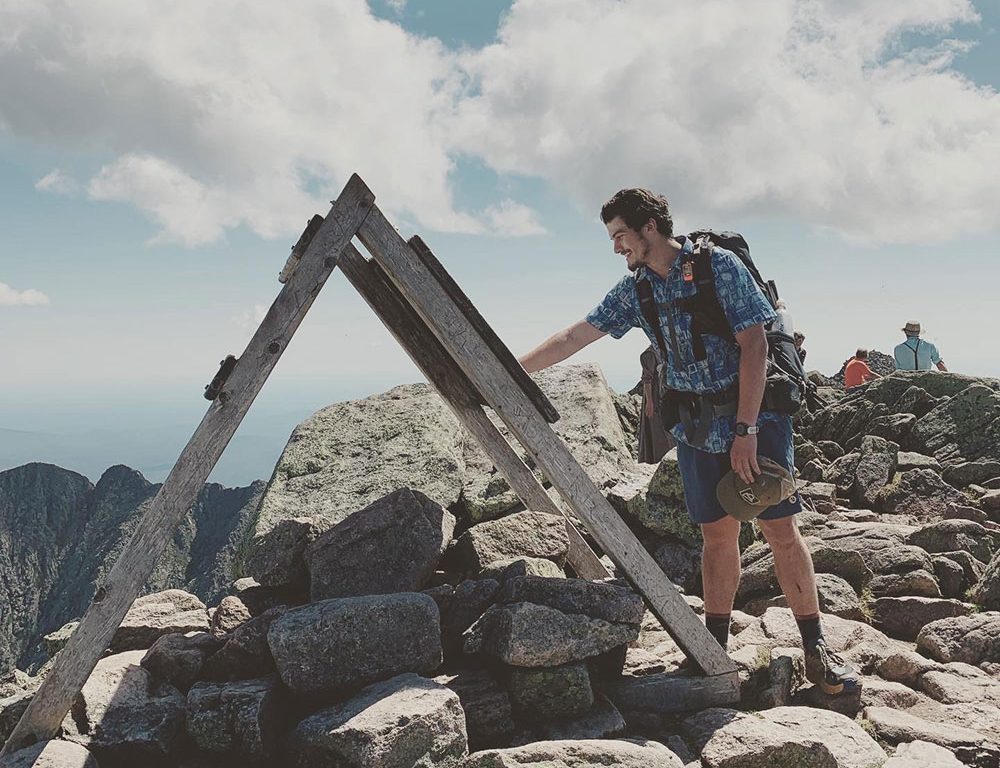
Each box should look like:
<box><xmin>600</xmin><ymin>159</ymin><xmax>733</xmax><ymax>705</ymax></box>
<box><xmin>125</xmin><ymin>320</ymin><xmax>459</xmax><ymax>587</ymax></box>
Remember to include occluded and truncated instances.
<box><xmin>805</xmin><ymin>640</ymin><xmax>861</xmax><ymax>695</ymax></box>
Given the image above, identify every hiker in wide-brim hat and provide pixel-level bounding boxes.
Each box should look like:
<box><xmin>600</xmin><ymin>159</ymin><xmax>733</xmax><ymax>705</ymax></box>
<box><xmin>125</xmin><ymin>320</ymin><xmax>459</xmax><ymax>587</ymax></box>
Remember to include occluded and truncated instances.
<box><xmin>894</xmin><ymin>320</ymin><xmax>948</xmax><ymax>372</ymax></box>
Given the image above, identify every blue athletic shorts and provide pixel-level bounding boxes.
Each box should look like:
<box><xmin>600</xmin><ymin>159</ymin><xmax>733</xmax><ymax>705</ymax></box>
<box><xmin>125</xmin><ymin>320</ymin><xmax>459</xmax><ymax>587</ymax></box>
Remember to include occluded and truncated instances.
<box><xmin>675</xmin><ymin>414</ymin><xmax>801</xmax><ymax>525</ymax></box>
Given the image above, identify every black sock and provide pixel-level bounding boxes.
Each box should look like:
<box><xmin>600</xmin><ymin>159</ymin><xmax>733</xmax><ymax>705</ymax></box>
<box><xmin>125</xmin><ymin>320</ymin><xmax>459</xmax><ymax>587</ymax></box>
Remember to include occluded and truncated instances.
<box><xmin>796</xmin><ymin>613</ymin><xmax>824</xmax><ymax>648</ymax></box>
<box><xmin>705</xmin><ymin>613</ymin><xmax>731</xmax><ymax>650</ymax></box>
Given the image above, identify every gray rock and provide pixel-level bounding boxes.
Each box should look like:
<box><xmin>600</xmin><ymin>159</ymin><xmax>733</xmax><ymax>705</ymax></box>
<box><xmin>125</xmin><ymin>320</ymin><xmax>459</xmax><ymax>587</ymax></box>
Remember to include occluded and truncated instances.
<box><xmin>906</xmin><ymin>519</ymin><xmax>994</xmax><ymax>564</ymax></box>
<box><xmin>427</xmin><ymin>579</ymin><xmax>500</xmax><ymax>658</ymax></box>
<box><xmin>0</xmin><ymin>741</ymin><xmax>98</xmax><ymax>768</ymax></box>
<box><xmin>817</xmin><ymin>441</ymin><xmax>845</xmax><ymax>461</ymax></box>
<box><xmin>140</xmin><ymin>631</ymin><xmax>222</xmax><ymax>692</ymax></box>
<box><xmin>866</xmin><ymin>413</ymin><xmax>918</xmax><ymax>445</ymax></box>
<box><xmin>865</xmin><ymin>706</ymin><xmax>993</xmax><ymax>766</ymax></box>
<box><xmin>463</xmin><ymin>739</ymin><xmax>683</xmax><ymax>767</ymax></box>
<box><xmin>883</xmin><ymin>740</ymin><xmax>966</xmax><ymax>768</ymax></box>
<box><xmin>202</xmin><ymin>605</ymin><xmax>286</xmax><ymax>682</ymax></box>
<box><xmin>869</xmin><ymin>570</ymin><xmax>941</xmax><ymax>599</ymax></box>
<box><xmin>919</xmin><ymin>663</ymin><xmax>1000</xmax><ymax>706</ymax></box>
<box><xmin>876</xmin><ymin>469</ymin><xmax>969</xmax><ymax>519</ymax></box>
<box><xmin>110</xmin><ymin>589</ymin><xmax>210</xmax><ymax>652</ymax></box>
<box><xmin>499</xmin><ymin>576</ymin><xmax>644</xmax><ymax>625</ymax></box>
<box><xmin>682</xmin><ymin>706</ymin><xmax>885</xmax><ymax>768</ymax></box>
<box><xmin>944</xmin><ymin>460</ymin><xmax>1000</xmax><ymax>489</ymax></box>
<box><xmin>873</xmin><ymin>597</ymin><xmax>972</xmax><ymax>641</ymax></box>
<box><xmin>897</xmin><ymin>452</ymin><xmax>942</xmax><ymax>472</ymax></box>
<box><xmin>757</xmin><ymin>647</ymin><xmax>805</xmax><ymax>709</ymax></box>
<box><xmin>436</xmin><ymin>668</ymin><xmax>514</xmax><ymax>750</ymax></box>
<box><xmin>866</xmin><ymin>544</ymin><xmax>935</xmax><ymax>577</ymax></box>
<box><xmin>209</xmin><ymin>595</ymin><xmax>251</xmax><ymax>637</ymax></box>
<box><xmin>268</xmin><ymin>593</ymin><xmax>442</xmax><ymax>695</ymax></box>
<box><xmin>853</xmin><ymin>435</ymin><xmax>899</xmax><ymax>507</ymax></box>
<box><xmin>530</xmin><ymin>694</ymin><xmax>626</xmax><ymax>742</ymax></box>
<box><xmin>289</xmin><ymin>673</ymin><xmax>467</xmax><ymax>767</ymax></box>
<box><xmin>971</xmin><ymin>550</ymin><xmax>1000</xmax><ymax>610</ymax></box>
<box><xmin>649</xmin><ymin>535</ymin><xmax>702</xmax><ymax>594</ymax></box>
<box><xmin>478</xmin><ymin>558</ymin><xmax>565</xmax><ymax>582</ymax></box>
<box><xmin>825</xmin><ymin>452</ymin><xmax>861</xmax><ymax>494</ymax></box>
<box><xmin>186</xmin><ymin>676</ymin><xmax>285</xmax><ymax>760</ymax></box>
<box><xmin>507</xmin><ymin>662</ymin><xmax>594</xmax><ymax>719</ymax></box>
<box><xmin>933</xmin><ymin>555</ymin><xmax>968</xmax><ymax>599</ymax></box>
<box><xmin>464</xmin><ymin>602</ymin><xmax>638</xmax><ymax>667</ymax></box>
<box><xmin>42</xmin><ymin>622</ymin><xmax>77</xmax><ymax>659</ymax></box>
<box><xmin>917</xmin><ymin>613</ymin><xmax>1000</xmax><ymax>665</ymax></box>
<box><xmin>454</xmin><ymin>512</ymin><xmax>569</xmax><ymax>574</ymax></box>
<box><xmin>910</xmin><ymin>383</ymin><xmax>1000</xmax><ymax>467</ymax></box>
<box><xmin>877</xmin><ymin>649</ymin><xmax>943</xmax><ymax>688</ymax></box>
<box><xmin>61</xmin><ymin>650</ymin><xmax>186</xmax><ymax>761</ymax></box>
<box><xmin>306</xmin><ymin>488</ymin><xmax>455</xmax><ymax>601</ymax></box>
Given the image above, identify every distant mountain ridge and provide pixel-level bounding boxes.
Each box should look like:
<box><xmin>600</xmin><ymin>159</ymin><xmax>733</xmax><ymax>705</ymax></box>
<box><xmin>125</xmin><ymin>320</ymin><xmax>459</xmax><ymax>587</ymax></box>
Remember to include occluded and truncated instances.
<box><xmin>0</xmin><ymin>462</ymin><xmax>263</xmax><ymax>674</ymax></box>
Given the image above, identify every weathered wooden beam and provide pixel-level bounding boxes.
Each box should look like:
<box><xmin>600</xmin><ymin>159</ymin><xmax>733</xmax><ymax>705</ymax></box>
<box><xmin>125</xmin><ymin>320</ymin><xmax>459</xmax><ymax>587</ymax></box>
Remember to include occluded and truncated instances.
<box><xmin>610</xmin><ymin>670</ymin><xmax>741</xmax><ymax>714</ymax></box>
<box><xmin>357</xmin><ymin>206</ymin><xmax>737</xmax><ymax>678</ymax></box>
<box><xmin>336</xmin><ymin>244</ymin><xmax>609</xmax><ymax>580</ymax></box>
<box><xmin>1</xmin><ymin>176</ymin><xmax>377</xmax><ymax>756</ymax></box>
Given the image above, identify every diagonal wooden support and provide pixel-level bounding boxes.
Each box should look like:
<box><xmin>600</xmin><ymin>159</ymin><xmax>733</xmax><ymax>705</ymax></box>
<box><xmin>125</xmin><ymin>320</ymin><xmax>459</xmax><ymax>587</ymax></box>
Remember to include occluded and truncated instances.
<box><xmin>335</xmin><ymin>243</ymin><xmax>609</xmax><ymax>580</ymax></box>
<box><xmin>0</xmin><ymin>176</ymin><xmax>376</xmax><ymax>757</ymax></box>
<box><xmin>356</xmin><ymin>203</ymin><xmax>738</xmax><ymax>680</ymax></box>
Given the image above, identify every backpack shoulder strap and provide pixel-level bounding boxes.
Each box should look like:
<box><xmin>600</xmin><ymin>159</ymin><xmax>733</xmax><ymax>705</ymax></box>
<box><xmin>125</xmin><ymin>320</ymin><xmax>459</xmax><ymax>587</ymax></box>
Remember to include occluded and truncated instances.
<box><xmin>675</xmin><ymin>237</ymin><xmax>731</xmax><ymax>360</ymax></box>
<box><xmin>635</xmin><ymin>277</ymin><xmax>668</xmax><ymax>361</ymax></box>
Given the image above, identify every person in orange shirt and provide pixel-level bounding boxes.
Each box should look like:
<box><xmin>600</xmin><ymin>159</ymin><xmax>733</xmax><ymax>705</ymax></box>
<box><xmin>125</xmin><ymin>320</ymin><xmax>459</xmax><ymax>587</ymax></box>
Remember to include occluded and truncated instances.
<box><xmin>844</xmin><ymin>348</ymin><xmax>880</xmax><ymax>388</ymax></box>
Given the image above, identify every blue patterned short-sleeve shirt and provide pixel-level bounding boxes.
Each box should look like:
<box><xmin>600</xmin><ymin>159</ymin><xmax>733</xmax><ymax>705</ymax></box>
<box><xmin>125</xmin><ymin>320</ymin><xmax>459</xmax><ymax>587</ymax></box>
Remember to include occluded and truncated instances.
<box><xmin>586</xmin><ymin>237</ymin><xmax>778</xmax><ymax>453</ymax></box>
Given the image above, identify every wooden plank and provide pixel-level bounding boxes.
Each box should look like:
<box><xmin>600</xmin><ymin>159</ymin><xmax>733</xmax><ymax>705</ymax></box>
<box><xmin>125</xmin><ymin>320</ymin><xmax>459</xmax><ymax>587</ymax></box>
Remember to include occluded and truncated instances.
<box><xmin>336</xmin><ymin>244</ymin><xmax>609</xmax><ymax>580</ymax></box>
<box><xmin>409</xmin><ymin>235</ymin><xmax>559</xmax><ymax>424</ymax></box>
<box><xmin>357</xmin><ymin>205</ymin><xmax>737</xmax><ymax>678</ymax></box>
<box><xmin>0</xmin><ymin>175</ymin><xmax>376</xmax><ymax>757</ymax></box>
<box><xmin>609</xmin><ymin>670</ymin><xmax>741</xmax><ymax>714</ymax></box>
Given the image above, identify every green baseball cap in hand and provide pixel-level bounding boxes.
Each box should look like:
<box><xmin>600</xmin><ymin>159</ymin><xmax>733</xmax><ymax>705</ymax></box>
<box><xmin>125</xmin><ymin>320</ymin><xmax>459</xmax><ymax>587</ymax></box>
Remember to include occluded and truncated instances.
<box><xmin>716</xmin><ymin>456</ymin><xmax>796</xmax><ymax>522</ymax></box>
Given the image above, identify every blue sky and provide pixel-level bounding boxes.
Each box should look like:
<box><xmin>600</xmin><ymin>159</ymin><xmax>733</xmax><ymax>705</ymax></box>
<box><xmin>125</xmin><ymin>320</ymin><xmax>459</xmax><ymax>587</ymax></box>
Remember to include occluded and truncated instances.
<box><xmin>2</xmin><ymin>0</ymin><xmax>998</xmax><ymax>486</ymax></box>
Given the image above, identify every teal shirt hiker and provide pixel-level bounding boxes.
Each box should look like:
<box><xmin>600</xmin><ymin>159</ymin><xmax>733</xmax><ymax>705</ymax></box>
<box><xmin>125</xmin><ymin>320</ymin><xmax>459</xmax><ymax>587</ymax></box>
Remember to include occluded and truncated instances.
<box><xmin>894</xmin><ymin>337</ymin><xmax>941</xmax><ymax>371</ymax></box>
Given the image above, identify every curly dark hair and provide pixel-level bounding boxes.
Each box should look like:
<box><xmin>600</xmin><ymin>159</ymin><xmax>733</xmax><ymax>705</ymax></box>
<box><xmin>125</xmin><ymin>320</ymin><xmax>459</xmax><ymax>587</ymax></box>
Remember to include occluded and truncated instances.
<box><xmin>600</xmin><ymin>188</ymin><xmax>673</xmax><ymax>238</ymax></box>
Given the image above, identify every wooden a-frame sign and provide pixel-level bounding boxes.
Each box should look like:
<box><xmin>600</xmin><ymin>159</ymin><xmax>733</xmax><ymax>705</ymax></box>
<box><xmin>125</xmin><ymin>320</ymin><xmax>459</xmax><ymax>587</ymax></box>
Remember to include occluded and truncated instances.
<box><xmin>1</xmin><ymin>174</ymin><xmax>738</xmax><ymax>756</ymax></box>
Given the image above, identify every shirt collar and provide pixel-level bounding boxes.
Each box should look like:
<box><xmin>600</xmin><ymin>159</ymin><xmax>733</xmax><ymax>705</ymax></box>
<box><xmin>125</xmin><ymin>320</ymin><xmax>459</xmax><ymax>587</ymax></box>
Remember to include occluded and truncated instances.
<box><xmin>634</xmin><ymin>236</ymin><xmax>693</xmax><ymax>282</ymax></box>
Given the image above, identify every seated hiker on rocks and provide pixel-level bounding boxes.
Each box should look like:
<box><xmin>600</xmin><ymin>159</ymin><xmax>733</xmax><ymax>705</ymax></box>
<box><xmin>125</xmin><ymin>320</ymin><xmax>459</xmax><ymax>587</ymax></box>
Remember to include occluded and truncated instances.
<box><xmin>843</xmin><ymin>348</ymin><xmax>881</xmax><ymax>389</ymax></box>
<box><xmin>519</xmin><ymin>188</ymin><xmax>860</xmax><ymax>696</ymax></box>
<box><xmin>793</xmin><ymin>331</ymin><xmax>806</xmax><ymax>364</ymax></box>
<box><xmin>894</xmin><ymin>320</ymin><xmax>948</xmax><ymax>372</ymax></box>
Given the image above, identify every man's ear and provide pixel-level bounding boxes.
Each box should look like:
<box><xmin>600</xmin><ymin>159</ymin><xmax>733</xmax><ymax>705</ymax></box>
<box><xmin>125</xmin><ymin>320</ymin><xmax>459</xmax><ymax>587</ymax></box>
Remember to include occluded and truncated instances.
<box><xmin>644</xmin><ymin>218</ymin><xmax>657</xmax><ymax>235</ymax></box>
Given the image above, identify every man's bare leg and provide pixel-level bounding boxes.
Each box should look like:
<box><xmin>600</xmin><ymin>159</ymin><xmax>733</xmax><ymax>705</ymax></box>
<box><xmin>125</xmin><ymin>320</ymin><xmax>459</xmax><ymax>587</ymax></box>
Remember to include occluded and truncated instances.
<box><xmin>756</xmin><ymin>516</ymin><xmax>820</xmax><ymax>616</ymax></box>
<box><xmin>700</xmin><ymin>515</ymin><xmax>742</xmax><ymax>650</ymax></box>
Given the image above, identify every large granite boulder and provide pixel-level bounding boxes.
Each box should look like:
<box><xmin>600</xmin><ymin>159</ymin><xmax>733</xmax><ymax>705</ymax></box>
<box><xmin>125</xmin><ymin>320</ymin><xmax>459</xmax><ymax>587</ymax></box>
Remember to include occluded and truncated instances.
<box><xmin>267</xmin><ymin>593</ymin><xmax>441</xmax><ymax>695</ymax></box>
<box><xmin>463</xmin><ymin>739</ymin><xmax>683</xmax><ymax>767</ymax></box>
<box><xmin>186</xmin><ymin>676</ymin><xmax>285</xmax><ymax>761</ymax></box>
<box><xmin>917</xmin><ymin>613</ymin><xmax>1000</xmax><ymax>664</ymax></box>
<box><xmin>109</xmin><ymin>589</ymin><xmax>210</xmax><ymax>652</ymax></box>
<box><xmin>454</xmin><ymin>512</ymin><xmax>569</xmax><ymax>574</ymax></box>
<box><xmin>910</xmin><ymin>383</ymin><xmax>1000</xmax><ymax>467</ymax></box>
<box><xmin>875</xmin><ymin>469</ymin><xmax>969</xmax><ymax>519</ymax></box>
<box><xmin>305</xmin><ymin>488</ymin><xmax>455</xmax><ymax>601</ymax></box>
<box><xmin>289</xmin><ymin>673</ymin><xmax>467</xmax><ymax>768</ymax></box>
<box><xmin>61</xmin><ymin>650</ymin><xmax>186</xmax><ymax>762</ymax></box>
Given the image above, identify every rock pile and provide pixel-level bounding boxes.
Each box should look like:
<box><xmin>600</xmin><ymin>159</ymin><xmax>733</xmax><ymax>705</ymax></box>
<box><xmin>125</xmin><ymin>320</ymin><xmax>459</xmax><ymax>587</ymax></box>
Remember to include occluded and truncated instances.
<box><xmin>4</xmin><ymin>365</ymin><xmax>1000</xmax><ymax>766</ymax></box>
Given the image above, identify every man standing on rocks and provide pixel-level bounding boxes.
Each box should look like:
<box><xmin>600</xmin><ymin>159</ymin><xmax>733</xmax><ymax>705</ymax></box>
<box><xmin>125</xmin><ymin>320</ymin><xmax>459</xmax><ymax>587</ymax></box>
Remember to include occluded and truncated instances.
<box><xmin>519</xmin><ymin>188</ymin><xmax>859</xmax><ymax>696</ymax></box>
<box><xmin>894</xmin><ymin>321</ymin><xmax>948</xmax><ymax>372</ymax></box>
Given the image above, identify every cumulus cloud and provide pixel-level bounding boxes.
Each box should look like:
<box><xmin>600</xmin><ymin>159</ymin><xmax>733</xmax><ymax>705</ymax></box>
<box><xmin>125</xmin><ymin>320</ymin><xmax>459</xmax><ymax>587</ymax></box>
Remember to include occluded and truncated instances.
<box><xmin>234</xmin><ymin>303</ymin><xmax>270</xmax><ymax>337</ymax></box>
<box><xmin>35</xmin><ymin>168</ymin><xmax>79</xmax><ymax>195</ymax></box>
<box><xmin>1</xmin><ymin>0</ymin><xmax>997</xmax><ymax>246</ymax></box>
<box><xmin>0</xmin><ymin>281</ymin><xmax>50</xmax><ymax>306</ymax></box>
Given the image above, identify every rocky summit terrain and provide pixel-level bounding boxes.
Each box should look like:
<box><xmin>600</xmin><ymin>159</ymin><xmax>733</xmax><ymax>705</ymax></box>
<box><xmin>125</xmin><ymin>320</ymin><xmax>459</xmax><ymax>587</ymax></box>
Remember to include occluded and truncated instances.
<box><xmin>0</xmin><ymin>463</ymin><xmax>263</xmax><ymax>674</ymax></box>
<box><xmin>3</xmin><ymin>363</ymin><xmax>1000</xmax><ymax>767</ymax></box>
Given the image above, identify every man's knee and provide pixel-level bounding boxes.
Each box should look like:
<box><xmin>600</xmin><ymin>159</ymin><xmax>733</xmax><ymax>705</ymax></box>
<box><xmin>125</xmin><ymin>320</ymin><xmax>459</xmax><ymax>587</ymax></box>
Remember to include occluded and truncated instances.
<box><xmin>701</xmin><ymin>515</ymin><xmax>742</xmax><ymax>548</ymax></box>
<box><xmin>758</xmin><ymin>515</ymin><xmax>801</xmax><ymax>548</ymax></box>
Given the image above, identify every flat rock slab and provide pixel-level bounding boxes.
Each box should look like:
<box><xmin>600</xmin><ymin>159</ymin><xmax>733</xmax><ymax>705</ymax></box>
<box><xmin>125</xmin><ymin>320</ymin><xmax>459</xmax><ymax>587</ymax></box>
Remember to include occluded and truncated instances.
<box><xmin>61</xmin><ymin>650</ymin><xmax>186</xmax><ymax>761</ymax></box>
<box><xmin>874</xmin><ymin>597</ymin><xmax>972</xmax><ymax>641</ymax></box>
<box><xmin>865</xmin><ymin>706</ymin><xmax>992</xmax><ymax>765</ymax></box>
<box><xmin>289</xmin><ymin>673</ymin><xmax>467</xmax><ymax>768</ymax></box>
<box><xmin>306</xmin><ymin>487</ymin><xmax>455</xmax><ymax>601</ymax></box>
<box><xmin>463</xmin><ymin>738</ymin><xmax>684</xmax><ymax>767</ymax></box>
<box><xmin>917</xmin><ymin>612</ymin><xmax>1000</xmax><ymax>664</ymax></box>
<box><xmin>507</xmin><ymin>662</ymin><xmax>593</xmax><ymax>719</ymax></box>
<box><xmin>464</xmin><ymin>602</ymin><xmax>638</xmax><ymax>667</ymax></box>
<box><xmin>0</xmin><ymin>740</ymin><xmax>98</xmax><ymax>768</ymax></box>
<box><xmin>268</xmin><ymin>593</ymin><xmax>441</xmax><ymax>695</ymax></box>
<box><xmin>454</xmin><ymin>512</ymin><xmax>569</xmax><ymax>574</ymax></box>
<box><xmin>499</xmin><ymin>575</ymin><xmax>644</xmax><ymax>624</ymax></box>
<box><xmin>683</xmin><ymin>706</ymin><xmax>885</xmax><ymax>768</ymax></box>
<box><xmin>530</xmin><ymin>694</ymin><xmax>626</xmax><ymax>742</ymax></box>
<box><xmin>883</xmin><ymin>739</ymin><xmax>966</xmax><ymax>767</ymax></box>
<box><xmin>186</xmin><ymin>676</ymin><xmax>285</xmax><ymax>760</ymax></box>
<box><xmin>110</xmin><ymin>589</ymin><xmax>210</xmax><ymax>651</ymax></box>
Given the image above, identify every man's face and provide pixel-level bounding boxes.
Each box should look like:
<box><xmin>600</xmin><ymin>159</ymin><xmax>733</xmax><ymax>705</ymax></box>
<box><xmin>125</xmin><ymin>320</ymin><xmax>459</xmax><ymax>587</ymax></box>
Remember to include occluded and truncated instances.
<box><xmin>606</xmin><ymin>216</ymin><xmax>652</xmax><ymax>273</ymax></box>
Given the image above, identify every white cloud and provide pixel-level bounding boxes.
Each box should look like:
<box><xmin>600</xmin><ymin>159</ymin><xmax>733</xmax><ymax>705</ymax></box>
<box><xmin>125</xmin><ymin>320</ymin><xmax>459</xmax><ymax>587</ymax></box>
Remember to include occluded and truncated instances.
<box><xmin>0</xmin><ymin>281</ymin><xmax>50</xmax><ymax>306</ymax></box>
<box><xmin>35</xmin><ymin>168</ymin><xmax>79</xmax><ymax>195</ymax></box>
<box><xmin>234</xmin><ymin>303</ymin><xmax>270</xmax><ymax>337</ymax></box>
<box><xmin>0</xmin><ymin>0</ymin><xmax>997</xmax><ymax>246</ymax></box>
<box><xmin>484</xmin><ymin>199</ymin><xmax>546</xmax><ymax>236</ymax></box>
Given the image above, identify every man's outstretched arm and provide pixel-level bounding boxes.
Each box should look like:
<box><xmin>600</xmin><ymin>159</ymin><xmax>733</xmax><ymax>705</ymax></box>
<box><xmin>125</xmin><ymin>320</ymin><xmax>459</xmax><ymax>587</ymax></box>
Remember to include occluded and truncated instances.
<box><xmin>519</xmin><ymin>320</ymin><xmax>607</xmax><ymax>374</ymax></box>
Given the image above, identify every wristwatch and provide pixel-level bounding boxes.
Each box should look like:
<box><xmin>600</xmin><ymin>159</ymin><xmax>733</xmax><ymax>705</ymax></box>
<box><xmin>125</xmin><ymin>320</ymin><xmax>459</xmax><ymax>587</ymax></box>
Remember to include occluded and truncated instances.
<box><xmin>735</xmin><ymin>421</ymin><xmax>760</xmax><ymax>437</ymax></box>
